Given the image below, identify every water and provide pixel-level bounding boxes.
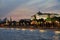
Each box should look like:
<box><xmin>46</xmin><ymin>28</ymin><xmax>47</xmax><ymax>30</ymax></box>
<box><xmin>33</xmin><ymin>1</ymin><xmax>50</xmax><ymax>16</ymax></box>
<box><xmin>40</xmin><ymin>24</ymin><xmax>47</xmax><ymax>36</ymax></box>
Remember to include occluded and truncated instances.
<box><xmin>0</xmin><ymin>28</ymin><xmax>60</xmax><ymax>40</ymax></box>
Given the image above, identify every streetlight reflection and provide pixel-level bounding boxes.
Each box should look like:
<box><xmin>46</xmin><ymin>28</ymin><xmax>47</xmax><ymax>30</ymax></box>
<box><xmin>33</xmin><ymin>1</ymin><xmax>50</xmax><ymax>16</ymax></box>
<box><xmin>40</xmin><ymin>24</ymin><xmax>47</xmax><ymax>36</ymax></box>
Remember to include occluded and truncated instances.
<box><xmin>55</xmin><ymin>31</ymin><xmax>60</xmax><ymax>34</ymax></box>
<box><xmin>22</xmin><ymin>29</ymin><xmax>26</xmax><ymax>31</ymax></box>
<box><xmin>39</xmin><ymin>30</ymin><xmax>46</xmax><ymax>33</ymax></box>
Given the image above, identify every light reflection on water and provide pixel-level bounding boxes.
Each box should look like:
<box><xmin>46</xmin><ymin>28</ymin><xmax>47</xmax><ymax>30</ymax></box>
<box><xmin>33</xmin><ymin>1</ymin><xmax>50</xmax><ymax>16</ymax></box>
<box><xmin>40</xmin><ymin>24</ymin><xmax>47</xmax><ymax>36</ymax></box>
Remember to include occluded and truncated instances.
<box><xmin>39</xmin><ymin>30</ymin><xmax>46</xmax><ymax>33</ymax></box>
<box><xmin>55</xmin><ymin>31</ymin><xmax>60</xmax><ymax>34</ymax></box>
<box><xmin>0</xmin><ymin>28</ymin><xmax>60</xmax><ymax>40</ymax></box>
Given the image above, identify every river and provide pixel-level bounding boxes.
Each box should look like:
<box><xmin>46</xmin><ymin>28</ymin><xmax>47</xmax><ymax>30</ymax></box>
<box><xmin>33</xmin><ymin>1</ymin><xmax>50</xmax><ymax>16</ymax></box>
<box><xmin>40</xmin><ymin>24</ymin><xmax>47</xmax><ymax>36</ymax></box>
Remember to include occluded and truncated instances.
<box><xmin>0</xmin><ymin>28</ymin><xmax>60</xmax><ymax>40</ymax></box>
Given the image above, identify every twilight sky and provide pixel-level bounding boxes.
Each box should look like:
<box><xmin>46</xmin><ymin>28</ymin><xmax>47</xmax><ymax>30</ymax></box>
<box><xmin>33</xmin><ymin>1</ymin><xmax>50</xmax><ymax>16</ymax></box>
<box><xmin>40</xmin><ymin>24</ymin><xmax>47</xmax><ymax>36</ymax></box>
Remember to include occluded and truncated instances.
<box><xmin>0</xmin><ymin>0</ymin><xmax>60</xmax><ymax>20</ymax></box>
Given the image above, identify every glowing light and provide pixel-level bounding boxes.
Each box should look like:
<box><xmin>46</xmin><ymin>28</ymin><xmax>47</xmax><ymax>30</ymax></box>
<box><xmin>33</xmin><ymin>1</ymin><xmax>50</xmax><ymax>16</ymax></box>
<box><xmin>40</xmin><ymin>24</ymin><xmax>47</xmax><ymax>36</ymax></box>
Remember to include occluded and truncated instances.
<box><xmin>22</xmin><ymin>29</ymin><xmax>26</xmax><ymax>31</ymax></box>
<box><xmin>55</xmin><ymin>31</ymin><xmax>60</xmax><ymax>34</ymax></box>
<box><xmin>30</xmin><ymin>29</ymin><xmax>34</xmax><ymax>32</ymax></box>
<box><xmin>39</xmin><ymin>30</ymin><xmax>46</xmax><ymax>32</ymax></box>
<box><xmin>55</xmin><ymin>21</ymin><xmax>59</xmax><ymax>23</ymax></box>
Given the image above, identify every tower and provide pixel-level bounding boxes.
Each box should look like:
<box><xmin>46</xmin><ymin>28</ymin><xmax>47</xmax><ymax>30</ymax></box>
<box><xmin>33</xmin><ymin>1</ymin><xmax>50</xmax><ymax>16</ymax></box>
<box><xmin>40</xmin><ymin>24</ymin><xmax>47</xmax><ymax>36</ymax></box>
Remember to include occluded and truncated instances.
<box><xmin>10</xmin><ymin>16</ymin><xmax>12</xmax><ymax>22</ymax></box>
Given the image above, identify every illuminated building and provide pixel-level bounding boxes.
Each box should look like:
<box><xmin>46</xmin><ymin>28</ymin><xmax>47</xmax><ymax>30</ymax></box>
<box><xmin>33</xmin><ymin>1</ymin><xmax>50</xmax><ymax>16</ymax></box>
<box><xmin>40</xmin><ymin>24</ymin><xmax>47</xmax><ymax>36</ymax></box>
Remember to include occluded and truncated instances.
<box><xmin>31</xmin><ymin>11</ymin><xmax>59</xmax><ymax>20</ymax></box>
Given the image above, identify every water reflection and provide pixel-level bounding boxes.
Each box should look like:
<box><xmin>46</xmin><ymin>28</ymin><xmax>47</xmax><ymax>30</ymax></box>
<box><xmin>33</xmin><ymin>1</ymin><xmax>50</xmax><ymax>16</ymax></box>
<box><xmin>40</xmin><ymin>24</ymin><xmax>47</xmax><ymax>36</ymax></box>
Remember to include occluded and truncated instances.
<box><xmin>0</xmin><ymin>28</ymin><xmax>60</xmax><ymax>40</ymax></box>
<box><xmin>55</xmin><ymin>31</ymin><xmax>60</xmax><ymax>34</ymax></box>
<box><xmin>39</xmin><ymin>30</ymin><xmax>46</xmax><ymax>33</ymax></box>
<box><xmin>22</xmin><ymin>29</ymin><xmax>26</xmax><ymax>31</ymax></box>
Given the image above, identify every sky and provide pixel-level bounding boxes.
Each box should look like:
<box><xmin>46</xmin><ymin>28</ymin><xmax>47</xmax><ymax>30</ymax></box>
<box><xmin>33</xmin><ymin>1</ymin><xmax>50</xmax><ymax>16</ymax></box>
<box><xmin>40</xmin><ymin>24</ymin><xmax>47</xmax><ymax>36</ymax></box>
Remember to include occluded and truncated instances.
<box><xmin>0</xmin><ymin>0</ymin><xmax>60</xmax><ymax>20</ymax></box>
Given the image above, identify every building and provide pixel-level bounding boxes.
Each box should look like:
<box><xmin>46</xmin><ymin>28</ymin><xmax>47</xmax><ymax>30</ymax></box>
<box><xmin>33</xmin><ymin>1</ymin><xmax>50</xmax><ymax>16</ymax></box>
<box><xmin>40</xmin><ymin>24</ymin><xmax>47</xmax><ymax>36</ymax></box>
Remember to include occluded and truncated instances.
<box><xmin>31</xmin><ymin>11</ymin><xmax>59</xmax><ymax>20</ymax></box>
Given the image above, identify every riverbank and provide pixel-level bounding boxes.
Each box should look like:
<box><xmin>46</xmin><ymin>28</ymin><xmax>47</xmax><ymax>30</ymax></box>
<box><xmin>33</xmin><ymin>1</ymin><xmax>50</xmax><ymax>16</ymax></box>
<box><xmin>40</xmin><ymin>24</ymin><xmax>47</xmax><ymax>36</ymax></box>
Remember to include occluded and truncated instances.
<box><xmin>0</xmin><ymin>26</ymin><xmax>60</xmax><ymax>31</ymax></box>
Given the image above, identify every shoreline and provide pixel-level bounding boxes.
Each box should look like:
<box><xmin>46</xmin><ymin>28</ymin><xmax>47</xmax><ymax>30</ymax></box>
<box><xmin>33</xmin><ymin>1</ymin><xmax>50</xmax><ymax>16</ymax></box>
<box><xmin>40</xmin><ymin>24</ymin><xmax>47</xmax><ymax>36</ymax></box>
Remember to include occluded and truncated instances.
<box><xmin>0</xmin><ymin>26</ymin><xmax>60</xmax><ymax>31</ymax></box>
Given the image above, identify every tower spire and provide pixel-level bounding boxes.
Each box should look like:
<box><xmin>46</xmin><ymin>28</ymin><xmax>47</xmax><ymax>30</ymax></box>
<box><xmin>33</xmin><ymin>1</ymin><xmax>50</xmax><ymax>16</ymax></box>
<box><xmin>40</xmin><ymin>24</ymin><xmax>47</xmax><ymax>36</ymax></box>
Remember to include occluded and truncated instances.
<box><xmin>10</xmin><ymin>16</ymin><xmax>12</xmax><ymax>22</ymax></box>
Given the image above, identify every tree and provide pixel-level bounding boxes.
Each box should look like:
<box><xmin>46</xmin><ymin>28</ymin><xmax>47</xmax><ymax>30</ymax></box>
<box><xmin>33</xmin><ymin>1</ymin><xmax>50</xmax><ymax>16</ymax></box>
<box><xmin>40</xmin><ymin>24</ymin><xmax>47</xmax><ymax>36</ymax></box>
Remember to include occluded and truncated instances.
<box><xmin>19</xmin><ymin>19</ymin><xmax>25</xmax><ymax>26</ymax></box>
<box><xmin>33</xmin><ymin>15</ymin><xmax>37</xmax><ymax>21</ymax></box>
<box><xmin>46</xmin><ymin>17</ymin><xmax>51</xmax><ymax>21</ymax></box>
<box><xmin>51</xmin><ymin>16</ymin><xmax>58</xmax><ymax>22</ymax></box>
<box><xmin>39</xmin><ymin>18</ymin><xmax>44</xmax><ymax>22</ymax></box>
<box><xmin>12</xmin><ymin>21</ymin><xmax>16</xmax><ymax>26</ymax></box>
<box><xmin>57</xmin><ymin>17</ymin><xmax>60</xmax><ymax>22</ymax></box>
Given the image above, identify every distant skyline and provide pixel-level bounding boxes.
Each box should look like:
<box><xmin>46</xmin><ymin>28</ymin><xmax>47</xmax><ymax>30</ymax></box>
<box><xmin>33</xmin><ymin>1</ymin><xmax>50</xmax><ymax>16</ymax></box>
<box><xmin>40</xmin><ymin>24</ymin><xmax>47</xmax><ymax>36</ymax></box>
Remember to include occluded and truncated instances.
<box><xmin>0</xmin><ymin>0</ymin><xmax>60</xmax><ymax>21</ymax></box>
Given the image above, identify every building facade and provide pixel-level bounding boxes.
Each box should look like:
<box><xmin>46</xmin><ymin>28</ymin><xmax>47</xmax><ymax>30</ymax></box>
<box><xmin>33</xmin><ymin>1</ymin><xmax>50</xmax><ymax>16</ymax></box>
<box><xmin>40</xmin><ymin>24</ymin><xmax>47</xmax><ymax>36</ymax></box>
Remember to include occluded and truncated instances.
<box><xmin>31</xmin><ymin>11</ymin><xmax>59</xmax><ymax>20</ymax></box>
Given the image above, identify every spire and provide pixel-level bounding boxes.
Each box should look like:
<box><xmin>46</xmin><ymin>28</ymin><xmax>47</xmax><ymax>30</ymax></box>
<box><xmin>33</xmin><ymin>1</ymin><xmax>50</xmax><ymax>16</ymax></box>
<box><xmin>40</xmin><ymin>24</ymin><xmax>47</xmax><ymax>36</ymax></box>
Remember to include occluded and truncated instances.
<box><xmin>10</xmin><ymin>16</ymin><xmax>12</xmax><ymax>22</ymax></box>
<box><xmin>37</xmin><ymin>11</ymin><xmax>42</xmax><ymax>15</ymax></box>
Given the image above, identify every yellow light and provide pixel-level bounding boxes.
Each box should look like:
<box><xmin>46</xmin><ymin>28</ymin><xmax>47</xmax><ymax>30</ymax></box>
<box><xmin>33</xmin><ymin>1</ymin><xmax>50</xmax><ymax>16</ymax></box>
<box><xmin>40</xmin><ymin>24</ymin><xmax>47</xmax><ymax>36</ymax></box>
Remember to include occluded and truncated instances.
<box><xmin>55</xmin><ymin>31</ymin><xmax>60</xmax><ymax>34</ymax></box>
<box><xmin>55</xmin><ymin>21</ymin><xmax>59</xmax><ymax>23</ymax></box>
<box><xmin>22</xmin><ymin>29</ymin><xmax>26</xmax><ymax>31</ymax></box>
<box><xmin>39</xmin><ymin>30</ymin><xmax>46</xmax><ymax>32</ymax></box>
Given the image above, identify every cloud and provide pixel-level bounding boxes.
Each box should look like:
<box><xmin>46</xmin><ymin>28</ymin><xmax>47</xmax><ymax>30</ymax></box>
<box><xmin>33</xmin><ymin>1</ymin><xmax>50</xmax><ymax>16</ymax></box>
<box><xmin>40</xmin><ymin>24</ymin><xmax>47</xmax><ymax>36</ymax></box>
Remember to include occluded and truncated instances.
<box><xmin>0</xmin><ymin>0</ymin><xmax>29</xmax><ymax>18</ymax></box>
<box><xmin>0</xmin><ymin>0</ymin><xmax>60</xmax><ymax>20</ymax></box>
